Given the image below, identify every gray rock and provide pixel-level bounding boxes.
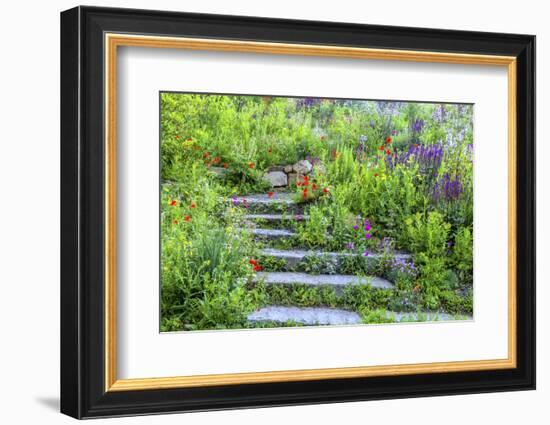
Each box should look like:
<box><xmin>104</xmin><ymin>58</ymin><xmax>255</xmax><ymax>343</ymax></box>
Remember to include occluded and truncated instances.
<box><xmin>260</xmin><ymin>248</ymin><xmax>411</xmax><ymax>271</ymax></box>
<box><xmin>250</xmin><ymin>228</ymin><xmax>295</xmax><ymax>239</ymax></box>
<box><xmin>233</xmin><ymin>193</ymin><xmax>295</xmax><ymax>205</ymax></box>
<box><xmin>243</xmin><ymin>214</ymin><xmax>309</xmax><ymax>222</ymax></box>
<box><xmin>267</xmin><ymin>165</ymin><xmax>285</xmax><ymax>172</ymax></box>
<box><xmin>284</xmin><ymin>165</ymin><xmax>293</xmax><ymax>173</ymax></box>
<box><xmin>209</xmin><ymin>166</ymin><xmax>229</xmax><ymax>176</ymax></box>
<box><xmin>248</xmin><ymin>306</ymin><xmax>361</xmax><ymax>326</ymax></box>
<box><xmin>254</xmin><ymin>271</ymin><xmax>393</xmax><ymax>289</ymax></box>
<box><xmin>287</xmin><ymin>172</ymin><xmax>298</xmax><ymax>187</ymax></box>
<box><xmin>263</xmin><ymin>171</ymin><xmax>288</xmax><ymax>187</ymax></box>
<box><xmin>292</xmin><ymin>159</ymin><xmax>313</xmax><ymax>174</ymax></box>
<box><xmin>388</xmin><ymin>312</ymin><xmax>473</xmax><ymax>322</ymax></box>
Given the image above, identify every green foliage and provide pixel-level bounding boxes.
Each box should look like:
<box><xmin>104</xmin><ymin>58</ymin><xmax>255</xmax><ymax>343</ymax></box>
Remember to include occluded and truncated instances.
<box><xmin>160</xmin><ymin>93</ymin><xmax>474</xmax><ymax>330</ymax></box>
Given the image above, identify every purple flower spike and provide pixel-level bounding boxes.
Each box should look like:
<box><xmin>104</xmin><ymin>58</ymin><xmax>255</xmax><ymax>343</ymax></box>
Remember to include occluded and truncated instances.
<box><xmin>353</xmin><ymin>225</ymin><xmax>359</xmax><ymax>230</ymax></box>
<box><xmin>232</xmin><ymin>197</ymin><xmax>240</xmax><ymax>206</ymax></box>
<box><xmin>365</xmin><ymin>233</ymin><xmax>371</xmax><ymax>239</ymax></box>
<box><xmin>346</xmin><ymin>242</ymin><xmax>354</xmax><ymax>250</ymax></box>
<box><xmin>363</xmin><ymin>250</ymin><xmax>369</xmax><ymax>257</ymax></box>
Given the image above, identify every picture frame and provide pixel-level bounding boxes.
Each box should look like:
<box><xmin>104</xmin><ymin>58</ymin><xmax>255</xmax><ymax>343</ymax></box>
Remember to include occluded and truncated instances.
<box><xmin>60</xmin><ymin>5</ymin><xmax>536</xmax><ymax>419</ymax></box>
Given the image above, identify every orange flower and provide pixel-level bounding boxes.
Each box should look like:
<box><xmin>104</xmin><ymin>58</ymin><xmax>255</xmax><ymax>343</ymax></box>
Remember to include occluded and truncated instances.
<box><xmin>379</xmin><ymin>145</ymin><xmax>385</xmax><ymax>151</ymax></box>
<box><xmin>386</xmin><ymin>136</ymin><xmax>392</xmax><ymax>144</ymax></box>
<box><xmin>175</xmin><ymin>135</ymin><xmax>181</xmax><ymax>140</ymax></box>
<box><xmin>312</xmin><ymin>183</ymin><xmax>317</xmax><ymax>191</ymax></box>
<box><xmin>386</xmin><ymin>149</ymin><xmax>392</xmax><ymax>155</ymax></box>
<box><xmin>213</xmin><ymin>156</ymin><xmax>221</xmax><ymax>164</ymax></box>
<box><xmin>223</xmin><ymin>163</ymin><xmax>229</xmax><ymax>169</ymax></box>
<box><xmin>173</xmin><ymin>219</ymin><xmax>178</xmax><ymax>224</ymax></box>
<box><xmin>186</xmin><ymin>137</ymin><xmax>193</xmax><ymax>142</ymax></box>
<box><xmin>374</xmin><ymin>173</ymin><xmax>379</xmax><ymax>177</ymax></box>
<box><xmin>203</xmin><ymin>152</ymin><xmax>209</xmax><ymax>158</ymax></box>
<box><xmin>268</xmin><ymin>191</ymin><xmax>274</xmax><ymax>198</ymax></box>
<box><xmin>169</xmin><ymin>200</ymin><xmax>177</xmax><ymax>206</ymax></box>
<box><xmin>190</xmin><ymin>202</ymin><xmax>196</xmax><ymax>208</ymax></box>
<box><xmin>184</xmin><ymin>215</ymin><xmax>191</xmax><ymax>222</ymax></box>
<box><xmin>323</xmin><ymin>187</ymin><xmax>330</xmax><ymax>194</ymax></box>
<box><xmin>248</xmin><ymin>162</ymin><xmax>254</xmax><ymax>169</ymax></box>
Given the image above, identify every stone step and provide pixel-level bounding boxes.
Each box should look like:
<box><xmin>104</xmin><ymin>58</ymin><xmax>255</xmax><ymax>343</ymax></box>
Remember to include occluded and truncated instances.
<box><xmin>254</xmin><ymin>271</ymin><xmax>393</xmax><ymax>289</ymax></box>
<box><xmin>242</xmin><ymin>213</ymin><xmax>308</xmax><ymax>222</ymax></box>
<box><xmin>259</xmin><ymin>248</ymin><xmax>411</xmax><ymax>271</ymax></box>
<box><xmin>247</xmin><ymin>306</ymin><xmax>472</xmax><ymax>326</ymax></box>
<box><xmin>229</xmin><ymin>193</ymin><xmax>302</xmax><ymax>213</ymax></box>
<box><xmin>247</xmin><ymin>306</ymin><xmax>361</xmax><ymax>326</ymax></box>
<box><xmin>250</xmin><ymin>228</ymin><xmax>296</xmax><ymax>239</ymax></box>
<box><xmin>389</xmin><ymin>311</ymin><xmax>472</xmax><ymax>322</ymax></box>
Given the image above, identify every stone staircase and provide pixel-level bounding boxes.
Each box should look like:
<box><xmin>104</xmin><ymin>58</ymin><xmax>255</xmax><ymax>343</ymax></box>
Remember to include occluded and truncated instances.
<box><xmin>231</xmin><ymin>191</ymin><xmax>470</xmax><ymax>326</ymax></box>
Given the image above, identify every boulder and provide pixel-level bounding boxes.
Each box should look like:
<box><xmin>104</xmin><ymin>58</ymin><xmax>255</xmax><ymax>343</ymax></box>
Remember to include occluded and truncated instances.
<box><xmin>283</xmin><ymin>164</ymin><xmax>293</xmax><ymax>173</ymax></box>
<box><xmin>287</xmin><ymin>172</ymin><xmax>299</xmax><ymax>187</ymax></box>
<box><xmin>293</xmin><ymin>159</ymin><xmax>313</xmax><ymax>174</ymax></box>
<box><xmin>263</xmin><ymin>171</ymin><xmax>288</xmax><ymax>187</ymax></box>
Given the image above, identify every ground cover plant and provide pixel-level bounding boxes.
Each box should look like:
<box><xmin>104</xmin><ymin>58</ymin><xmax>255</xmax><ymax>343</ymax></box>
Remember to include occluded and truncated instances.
<box><xmin>160</xmin><ymin>92</ymin><xmax>474</xmax><ymax>332</ymax></box>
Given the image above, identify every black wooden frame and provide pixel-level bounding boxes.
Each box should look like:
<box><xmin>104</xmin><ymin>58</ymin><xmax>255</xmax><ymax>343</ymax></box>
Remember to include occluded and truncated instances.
<box><xmin>60</xmin><ymin>5</ymin><xmax>536</xmax><ymax>419</ymax></box>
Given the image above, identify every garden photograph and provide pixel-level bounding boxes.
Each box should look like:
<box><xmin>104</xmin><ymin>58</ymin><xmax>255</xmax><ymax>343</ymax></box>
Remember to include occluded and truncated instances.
<box><xmin>160</xmin><ymin>93</ymin><xmax>474</xmax><ymax>332</ymax></box>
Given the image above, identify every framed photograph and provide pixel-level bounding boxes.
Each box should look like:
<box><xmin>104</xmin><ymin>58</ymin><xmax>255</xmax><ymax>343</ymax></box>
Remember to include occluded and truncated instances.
<box><xmin>60</xmin><ymin>6</ymin><xmax>535</xmax><ymax>419</ymax></box>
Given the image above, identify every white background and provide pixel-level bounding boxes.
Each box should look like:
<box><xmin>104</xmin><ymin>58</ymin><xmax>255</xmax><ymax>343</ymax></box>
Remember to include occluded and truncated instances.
<box><xmin>118</xmin><ymin>47</ymin><xmax>508</xmax><ymax>379</ymax></box>
<box><xmin>0</xmin><ymin>0</ymin><xmax>546</xmax><ymax>424</ymax></box>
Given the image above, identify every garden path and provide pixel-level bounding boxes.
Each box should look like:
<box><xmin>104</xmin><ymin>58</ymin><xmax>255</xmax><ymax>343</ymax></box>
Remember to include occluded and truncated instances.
<box><xmin>233</xmin><ymin>192</ymin><xmax>470</xmax><ymax>326</ymax></box>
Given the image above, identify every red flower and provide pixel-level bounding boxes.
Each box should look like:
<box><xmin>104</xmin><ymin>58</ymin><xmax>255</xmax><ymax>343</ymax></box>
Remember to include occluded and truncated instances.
<box><xmin>386</xmin><ymin>136</ymin><xmax>392</xmax><ymax>144</ymax></box>
<box><xmin>184</xmin><ymin>215</ymin><xmax>191</xmax><ymax>222</ymax></box>
<box><xmin>213</xmin><ymin>156</ymin><xmax>221</xmax><ymax>164</ymax></box>
<box><xmin>379</xmin><ymin>145</ymin><xmax>385</xmax><ymax>151</ymax></box>
<box><xmin>386</xmin><ymin>149</ymin><xmax>392</xmax><ymax>155</ymax></box>
<box><xmin>323</xmin><ymin>187</ymin><xmax>330</xmax><ymax>194</ymax></box>
<box><xmin>169</xmin><ymin>200</ymin><xmax>177</xmax><ymax>206</ymax></box>
<box><xmin>253</xmin><ymin>264</ymin><xmax>263</xmax><ymax>272</ymax></box>
<box><xmin>249</xmin><ymin>259</ymin><xmax>258</xmax><ymax>266</ymax></box>
<box><xmin>203</xmin><ymin>152</ymin><xmax>209</xmax><ymax>158</ymax></box>
<box><xmin>296</xmin><ymin>182</ymin><xmax>301</xmax><ymax>187</ymax></box>
<box><xmin>374</xmin><ymin>172</ymin><xmax>379</xmax><ymax>177</ymax></box>
<box><xmin>175</xmin><ymin>135</ymin><xmax>181</xmax><ymax>140</ymax></box>
<box><xmin>312</xmin><ymin>183</ymin><xmax>317</xmax><ymax>191</ymax></box>
<box><xmin>302</xmin><ymin>188</ymin><xmax>308</xmax><ymax>199</ymax></box>
<box><xmin>248</xmin><ymin>162</ymin><xmax>254</xmax><ymax>169</ymax></box>
<box><xmin>173</xmin><ymin>219</ymin><xmax>178</xmax><ymax>224</ymax></box>
<box><xmin>223</xmin><ymin>163</ymin><xmax>229</xmax><ymax>168</ymax></box>
<box><xmin>186</xmin><ymin>137</ymin><xmax>193</xmax><ymax>142</ymax></box>
<box><xmin>268</xmin><ymin>191</ymin><xmax>274</xmax><ymax>198</ymax></box>
<box><xmin>190</xmin><ymin>202</ymin><xmax>196</xmax><ymax>209</ymax></box>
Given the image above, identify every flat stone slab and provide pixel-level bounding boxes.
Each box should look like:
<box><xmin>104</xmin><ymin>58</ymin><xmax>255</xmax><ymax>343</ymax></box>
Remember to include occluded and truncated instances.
<box><xmin>243</xmin><ymin>214</ymin><xmax>308</xmax><ymax>222</ymax></box>
<box><xmin>261</xmin><ymin>248</ymin><xmax>410</xmax><ymax>261</ymax></box>
<box><xmin>248</xmin><ymin>306</ymin><xmax>361</xmax><ymax>325</ymax></box>
<box><xmin>255</xmin><ymin>272</ymin><xmax>393</xmax><ymax>289</ymax></box>
<box><xmin>260</xmin><ymin>248</ymin><xmax>411</xmax><ymax>270</ymax></box>
<box><xmin>250</xmin><ymin>228</ymin><xmax>296</xmax><ymax>238</ymax></box>
<box><xmin>232</xmin><ymin>193</ymin><xmax>295</xmax><ymax>205</ymax></box>
<box><xmin>389</xmin><ymin>312</ymin><xmax>473</xmax><ymax>322</ymax></box>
